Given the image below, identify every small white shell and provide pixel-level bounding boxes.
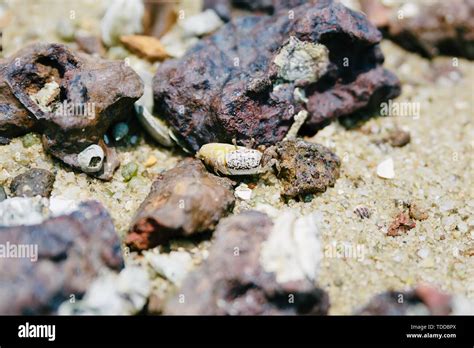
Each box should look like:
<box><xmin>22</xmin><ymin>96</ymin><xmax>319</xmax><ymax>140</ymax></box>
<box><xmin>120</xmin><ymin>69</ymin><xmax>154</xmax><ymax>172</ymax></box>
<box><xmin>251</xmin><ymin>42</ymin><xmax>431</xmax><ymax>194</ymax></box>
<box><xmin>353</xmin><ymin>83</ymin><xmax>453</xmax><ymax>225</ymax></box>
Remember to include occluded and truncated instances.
<box><xmin>376</xmin><ymin>158</ymin><xmax>395</xmax><ymax>179</ymax></box>
<box><xmin>77</xmin><ymin>144</ymin><xmax>104</xmax><ymax>173</ymax></box>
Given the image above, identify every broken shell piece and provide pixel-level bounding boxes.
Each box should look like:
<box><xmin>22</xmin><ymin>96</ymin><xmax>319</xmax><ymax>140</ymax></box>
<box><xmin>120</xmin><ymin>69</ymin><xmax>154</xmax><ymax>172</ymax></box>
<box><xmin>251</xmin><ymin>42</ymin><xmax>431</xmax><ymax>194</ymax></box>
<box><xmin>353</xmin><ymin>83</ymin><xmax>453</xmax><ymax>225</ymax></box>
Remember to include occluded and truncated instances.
<box><xmin>120</xmin><ymin>35</ymin><xmax>170</xmax><ymax>62</ymax></box>
<box><xmin>59</xmin><ymin>266</ymin><xmax>150</xmax><ymax>315</ymax></box>
<box><xmin>377</xmin><ymin>158</ymin><xmax>395</xmax><ymax>179</ymax></box>
<box><xmin>0</xmin><ymin>197</ymin><xmax>47</xmax><ymax>227</ymax></box>
<box><xmin>283</xmin><ymin>110</ymin><xmax>308</xmax><ymax>140</ymax></box>
<box><xmin>135</xmin><ymin>104</ymin><xmax>174</xmax><ymax>147</ymax></box>
<box><xmin>101</xmin><ymin>0</ymin><xmax>145</xmax><ymax>46</ymax></box>
<box><xmin>30</xmin><ymin>80</ymin><xmax>60</xmax><ymax>112</ymax></box>
<box><xmin>179</xmin><ymin>9</ymin><xmax>224</xmax><ymax>37</ymax></box>
<box><xmin>234</xmin><ymin>183</ymin><xmax>253</xmax><ymax>200</ymax></box>
<box><xmin>144</xmin><ymin>250</ymin><xmax>193</xmax><ymax>286</ymax></box>
<box><xmin>196</xmin><ymin>143</ymin><xmax>263</xmax><ymax>176</ymax></box>
<box><xmin>260</xmin><ymin>210</ymin><xmax>323</xmax><ymax>284</ymax></box>
<box><xmin>77</xmin><ymin>144</ymin><xmax>104</xmax><ymax>173</ymax></box>
<box><xmin>274</xmin><ymin>36</ymin><xmax>330</xmax><ymax>85</ymax></box>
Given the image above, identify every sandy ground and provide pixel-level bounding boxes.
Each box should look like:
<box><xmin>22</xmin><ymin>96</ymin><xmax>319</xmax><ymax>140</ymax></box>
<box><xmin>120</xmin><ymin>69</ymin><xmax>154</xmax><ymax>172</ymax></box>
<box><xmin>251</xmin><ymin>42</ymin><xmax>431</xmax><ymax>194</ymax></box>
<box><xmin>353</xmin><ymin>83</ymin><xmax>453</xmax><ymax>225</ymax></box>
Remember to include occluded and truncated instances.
<box><xmin>0</xmin><ymin>0</ymin><xmax>472</xmax><ymax>314</ymax></box>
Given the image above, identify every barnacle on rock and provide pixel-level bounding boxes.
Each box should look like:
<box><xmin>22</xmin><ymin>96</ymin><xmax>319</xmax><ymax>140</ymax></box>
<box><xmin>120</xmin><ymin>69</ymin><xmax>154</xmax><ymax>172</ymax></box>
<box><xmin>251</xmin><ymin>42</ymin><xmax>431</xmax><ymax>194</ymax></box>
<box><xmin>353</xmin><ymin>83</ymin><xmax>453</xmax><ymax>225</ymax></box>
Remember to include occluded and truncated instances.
<box><xmin>273</xmin><ymin>36</ymin><xmax>330</xmax><ymax>85</ymax></box>
<box><xmin>0</xmin><ymin>43</ymin><xmax>144</xmax><ymax>180</ymax></box>
<box><xmin>77</xmin><ymin>144</ymin><xmax>105</xmax><ymax>173</ymax></box>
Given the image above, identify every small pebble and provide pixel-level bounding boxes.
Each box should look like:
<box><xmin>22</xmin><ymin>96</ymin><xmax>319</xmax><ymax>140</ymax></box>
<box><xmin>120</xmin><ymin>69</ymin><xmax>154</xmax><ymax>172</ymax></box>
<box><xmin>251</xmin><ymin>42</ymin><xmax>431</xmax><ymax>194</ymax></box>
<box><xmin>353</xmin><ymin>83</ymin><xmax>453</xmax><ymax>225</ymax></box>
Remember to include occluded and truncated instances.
<box><xmin>112</xmin><ymin>122</ymin><xmax>129</xmax><ymax>141</ymax></box>
<box><xmin>10</xmin><ymin>168</ymin><xmax>55</xmax><ymax>198</ymax></box>
<box><xmin>387</xmin><ymin>128</ymin><xmax>411</xmax><ymax>147</ymax></box>
<box><xmin>377</xmin><ymin>158</ymin><xmax>395</xmax><ymax>179</ymax></box>
<box><xmin>144</xmin><ymin>155</ymin><xmax>157</xmax><ymax>168</ymax></box>
<box><xmin>409</xmin><ymin>202</ymin><xmax>429</xmax><ymax>221</ymax></box>
<box><xmin>22</xmin><ymin>133</ymin><xmax>39</xmax><ymax>148</ymax></box>
<box><xmin>122</xmin><ymin>162</ymin><xmax>138</xmax><ymax>182</ymax></box>
<box><xmin>129</xmin><ymin>135</ymin><xmax>139</xmax><ymax>146</ymax></box>
<box><xmin>0</xmin><ymin>136</ymin><xmax>11</xmax><ymax>145</ymax></box>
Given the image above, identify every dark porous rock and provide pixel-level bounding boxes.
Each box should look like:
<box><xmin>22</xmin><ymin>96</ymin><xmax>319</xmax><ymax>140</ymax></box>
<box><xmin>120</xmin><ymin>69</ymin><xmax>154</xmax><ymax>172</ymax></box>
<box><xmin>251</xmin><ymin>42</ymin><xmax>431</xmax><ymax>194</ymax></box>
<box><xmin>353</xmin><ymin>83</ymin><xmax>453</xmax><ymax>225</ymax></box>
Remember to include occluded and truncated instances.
<box><xmin>0</xmin><ymin>136</ymin><xmax>10</xmax><ymax>145</ymax></box>
<box><xmin>165</xmin><ymin>211</ymin><xmax>329</xmax><ymax>315</ymax></box>
<box><xmin>356</xmin><ymin>284</ymin><xmax>453</xmax><ymax>315</ymax></box>
<box><xmin>0</xmin><ymin>201</ymin><xmax>124</xmax><ymax>314</ymax></box>
<box><xmin>125</xmin><ymin>158</ymin><xmax>235</xmax><ymax>251</ymax></box>
<box><xmin>153</xmin><ymin>0</ymin><xmax>400</xmax><ymax>152</ymax></box>
<box><xmin>267</xmin><ymin>139</ymin><xmax>340</xmax><ymax>198</ymax></box>
<box><xmin>362</xmin><ymin>0</ymin><xmax>474</xmax><ymax>59</ymax></box>
<box><xmin>304</xmin><ymin>66</ymin><xmax>401</xmax><ymax>131</ymax></box>
<box><xmin>10</xmin><ymin>168</ymin><xmax>55</xmax><ymax>198</ymax></box>
<box><xmin>0</xmin><ymin>43</ymin><xmax>144</xmax><ymax>180</ymax></box>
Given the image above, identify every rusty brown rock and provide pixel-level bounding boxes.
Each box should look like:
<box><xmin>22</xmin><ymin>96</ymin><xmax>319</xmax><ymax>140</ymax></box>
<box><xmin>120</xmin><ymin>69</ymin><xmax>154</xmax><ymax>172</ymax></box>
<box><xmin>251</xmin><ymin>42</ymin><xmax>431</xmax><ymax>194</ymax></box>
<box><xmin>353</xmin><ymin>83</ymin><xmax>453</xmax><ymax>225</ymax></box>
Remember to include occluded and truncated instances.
<box><xmin>0</xmin><ymin>200</ymin><xmax>124</xmax><ymax>314</ymax></box>
<box><xmin>125</xmin><ymin>158</ymin><xmax>235</xmax><ymax>250</ymax></box>
<box><xmin>153</xmin><ymin>0</ymin><xmax>401</xmax><ymax>152</ymax></box>
<box><xmin>267</xmin><ymin>139</ymin><xmax>340</xmax><ymax>198</ymax></box>
<box><xmin>165</xmin><ymin>211</ymin><xmax>329</xmax><ymax>315</ymax></box>
<box><xmin>0</xmin><ymin>43</ymin><xmax>144</xmax><ymax>180</ymax></box>
<box><xmin>356</xmin><ymin>284</ymin><xmax>452</xmax><ymax>315</ymax></box>
<box><xmin>10</xmin><ymin>168</ymin><xmax>55</xmax><ymax>198</ymax></box>
<box><xmin>362</xmin><ymin>0</ymin><xmax>474</xmax><ymax>59</ymax></box>
<box><xmin>387</xmin><ymin>212</ymin><xmax>416</xmax><ymax>236</ymax></box>
<box><xmin>0</xmin><ymin>62</ymin><xmax>37</xmax><ymax>137</ymax></box>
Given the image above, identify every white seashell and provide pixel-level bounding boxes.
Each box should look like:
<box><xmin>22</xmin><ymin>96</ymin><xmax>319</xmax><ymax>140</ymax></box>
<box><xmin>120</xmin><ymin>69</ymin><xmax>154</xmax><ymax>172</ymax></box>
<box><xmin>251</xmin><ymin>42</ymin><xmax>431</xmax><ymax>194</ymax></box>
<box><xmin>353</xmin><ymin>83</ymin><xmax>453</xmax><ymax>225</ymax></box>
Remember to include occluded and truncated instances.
<box><xmin>58</xmin><ymin>266</ymin><xmax>150</xmax><ymax>315</ymax></box>
<box><xmin>101</xmin><ymin>0</ymin><xmax>144</xmax><ymax>46</ymax></box>
<box><xmin>135</xmin><ymin>104</ymin><xmax>174</xmax><ymax>147</ymax></box>
<box><xmin>260</xmin><ymin>210</ymin><xmax>323</xmax><ymax>283</ymax></box>
<box><xmin>77</xmin><ymin>144</ymin><xmax>104</xmax><ymax>173</ymax></box>
<box><xmin>0</xmin><ymin>197</ymin><xmax>47</xmax><ymax>226</ymax></box>
<box><xmin>144</xmin><ymin>250</ymin><xmax>193</xmax><ymax>286</ymax></box>
<box><xmin>376</xmin><ymin>158</ymin><xmax>395</xmax><ymax>179</ymax></box>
